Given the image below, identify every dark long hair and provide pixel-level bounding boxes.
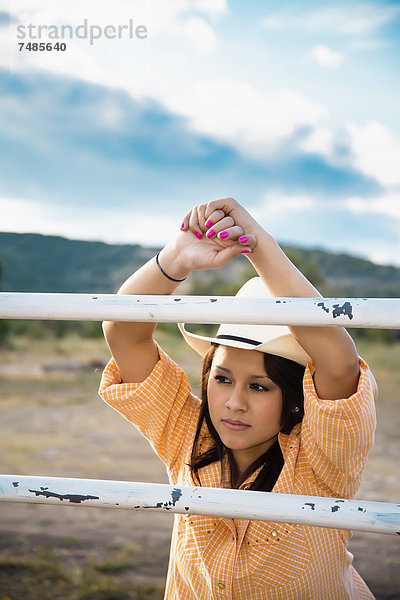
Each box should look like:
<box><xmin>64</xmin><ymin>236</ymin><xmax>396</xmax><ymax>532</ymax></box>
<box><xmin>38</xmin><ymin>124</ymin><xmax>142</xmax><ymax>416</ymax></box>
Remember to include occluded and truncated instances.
<box><xmin>189</xmin><ymin>345</ymin><xmax>305</xmax><ymax>492</ymax></box>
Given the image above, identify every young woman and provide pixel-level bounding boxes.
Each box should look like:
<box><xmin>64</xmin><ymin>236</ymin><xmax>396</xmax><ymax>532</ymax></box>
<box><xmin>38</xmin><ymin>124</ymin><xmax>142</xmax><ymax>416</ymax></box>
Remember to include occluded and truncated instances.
<box><xmin>99</xmin><ymin>197</ymin><xmax>377</xmax><ymax>599</ymax></box>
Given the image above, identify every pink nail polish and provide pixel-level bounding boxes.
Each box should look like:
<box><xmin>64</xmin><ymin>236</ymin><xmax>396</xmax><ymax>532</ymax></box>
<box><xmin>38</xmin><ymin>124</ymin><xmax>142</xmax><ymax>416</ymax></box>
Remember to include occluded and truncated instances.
<box><xmin>180</xmin><ymin>223</ymin><xmax>185</xmax><ymax>230</ymax></box>
<box><xmin>239</xmin><ymin>236</ymin><xmax>248</xmax><ymax>244</ymax></box>
<box><xmin>241</xmin><ymin>249</ymin><xmax>252</xmax><ymax>254</ymax></box>
<box><xmin>205</xmin><ymin>220</ymin><xmax>213</xmax><ymax>228</ymax></box>
<box><xmin>219</xmin><ymin>231</ymin><xmax>228</xmax><ymax>240</ymax></box>
<box><xmin>194</xmin><ymin>231</ymin><xmax>202</xmax><ymax>239</ymax></box>
<box><xmin>206</xmin><ymin>229</ymin><xmax>216</xmax><ymax>238</ymax></box>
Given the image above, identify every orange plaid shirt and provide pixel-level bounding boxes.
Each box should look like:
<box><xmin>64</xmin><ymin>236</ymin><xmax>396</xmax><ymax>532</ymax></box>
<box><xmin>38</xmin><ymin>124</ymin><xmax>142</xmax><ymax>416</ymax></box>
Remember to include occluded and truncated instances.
<box><xmin>99</xmin><ymin>346</ymin><xmax>377</xmax><ymax>600</ymax></box>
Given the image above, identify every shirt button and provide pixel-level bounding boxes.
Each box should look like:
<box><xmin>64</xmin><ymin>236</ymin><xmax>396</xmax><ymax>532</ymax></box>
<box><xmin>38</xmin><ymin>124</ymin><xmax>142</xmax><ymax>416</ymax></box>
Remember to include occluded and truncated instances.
<box><xmin>271</xmin><ymin>529</ymin><xmax>279</xmax><ymax>538</ymax></box>
<box><xmin>217</xmin><ymin>582</ymin><xmax>226</xmax><ymax>590</ymax></box>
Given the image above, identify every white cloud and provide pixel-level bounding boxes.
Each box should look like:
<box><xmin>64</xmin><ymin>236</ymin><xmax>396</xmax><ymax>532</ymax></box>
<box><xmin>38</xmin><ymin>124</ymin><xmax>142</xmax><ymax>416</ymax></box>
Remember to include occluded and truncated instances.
<box><xmin>306</xmin><ymin>4</ymin><xmax>400</xmax><ymax>35</ymax></box>
<box><xmin>300</xmin><ymin>120</ymin><xmax>400</xmax><ymax>187</ymax></box>
<box><xmin>262</xmin><ymin>194</ymin><xmax>314</xmax><ymax>214</ymax></box>
<box><xmin>254</xmin><ymin>191</ymin><xmax>400</xmax><ymax>267</ymax></box>
<box><xmin>0</xmin><ymin>196</ymin><xmax>178</xmax><ymax>246</ymax></box>
<box><xmin>346</xmin><ymin>121</ymin><xmax>400</xmax><ymax>186</ymax></box>
<box><xmin>11</xmin><ymin>0</ymin><xmax>148</xmax><ymax>31</ymax></box>
<box><xmin>180</xmin><ymin>16</ymin><xmax>217</xmax><ymax>52</ymax></box>
<box><xmin>165</xmin><ymin>80</ymin><xmax>328</xmax><ymax>158</ymax></box>
<box><xmin>345</xmin><ymin>191</ymin><xmax>400</xmax><ymax>264</ymax></box>
<box><xmin>261</xmin><ymin>3</ymin><xmax>400</xmax><ymax>36</ymax></box>
<box><xmin>252</xmin><ymin>192</ymin><xmax>314</xmax><ymax>226</ymax></box>
<box><xmin>144</xmin><ymin>0</ymin><xmax>227</xmax><ymax>53</ymax></box>
<box><xmin>261</xmin><ymin>16</ymin><xmax>283</xmax><ymax>31</ymax></box>
<box><xmin>299</xmin><ymin>127</ymin><xmax>335</xmax><ymax>158</ymax></box>
<box><xmin>192</xmin><ymin>0</ymin><xmax>228</xmax><ymax>18</ymax></box>
<box><xmin>347</xmin><ymin>192</ymin><xmax>400</xmax><ymax>219</ymax></box>
<box><xmin>311</xmin><ymin>45</ymin><xmax>343</xmax><ymax>68</ymax></box>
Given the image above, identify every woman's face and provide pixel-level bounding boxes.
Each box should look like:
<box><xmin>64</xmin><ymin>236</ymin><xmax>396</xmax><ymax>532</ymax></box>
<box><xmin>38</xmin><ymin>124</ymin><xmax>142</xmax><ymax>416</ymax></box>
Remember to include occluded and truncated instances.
<box><xmin>207</xmin><ymin>345</ymin><xmax>283</xmax><ymax>475</ymax></box>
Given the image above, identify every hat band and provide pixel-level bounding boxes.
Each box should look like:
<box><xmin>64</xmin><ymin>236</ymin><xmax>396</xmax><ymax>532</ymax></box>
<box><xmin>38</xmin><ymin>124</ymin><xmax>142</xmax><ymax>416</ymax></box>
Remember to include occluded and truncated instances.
<box><xmin>215</xmin><ymin>334</ymin><xmax>261</xmax><ymax>346</ymax></box>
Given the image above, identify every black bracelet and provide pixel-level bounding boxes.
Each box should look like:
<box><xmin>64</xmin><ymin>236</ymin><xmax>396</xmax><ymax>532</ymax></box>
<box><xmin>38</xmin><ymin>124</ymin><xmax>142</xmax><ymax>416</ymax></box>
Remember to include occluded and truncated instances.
<box><xmin>155</xmin><ymin>252</ymin><xmax>187</xmax><ymax>282</ymax></box>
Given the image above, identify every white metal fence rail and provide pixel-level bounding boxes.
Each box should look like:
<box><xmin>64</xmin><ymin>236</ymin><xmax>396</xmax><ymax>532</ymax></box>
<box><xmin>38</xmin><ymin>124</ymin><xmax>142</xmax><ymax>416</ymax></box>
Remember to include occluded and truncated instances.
<box><xmin>0</xmin><ymin>292</ymin><xmax>400</xmax><ymax>328</ymax></box>
<box><xmin>1</xmin><ymin>475</ymin><xmax>399</xmax><ymax>535</ymax></box>
<box><xmin>0</xmin><ymin>292</ymin><xmax>399</xmax><ymax>535</ymax></box>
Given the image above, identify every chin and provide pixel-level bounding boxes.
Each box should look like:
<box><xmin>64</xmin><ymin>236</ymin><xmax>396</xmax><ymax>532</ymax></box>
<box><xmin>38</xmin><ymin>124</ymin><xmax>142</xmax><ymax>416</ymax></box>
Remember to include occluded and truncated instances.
<box><xmin>220</xmin><ymin>436</ymin><xmax>249</xmax><ymax>451</ymax></box>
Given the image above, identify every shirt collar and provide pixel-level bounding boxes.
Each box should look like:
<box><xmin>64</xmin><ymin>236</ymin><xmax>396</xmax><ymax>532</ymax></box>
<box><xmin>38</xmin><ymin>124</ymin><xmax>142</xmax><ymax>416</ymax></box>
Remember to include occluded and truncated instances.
<box><xmin>220</xmin><ymin>454</ymin><xmax>264</xmax><ymax>490</ymax></box>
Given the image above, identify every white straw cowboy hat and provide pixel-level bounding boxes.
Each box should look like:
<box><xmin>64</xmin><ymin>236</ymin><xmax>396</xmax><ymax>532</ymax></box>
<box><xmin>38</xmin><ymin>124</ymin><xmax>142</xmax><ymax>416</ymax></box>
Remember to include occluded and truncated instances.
<box><xmin>178</xmin><ymin>277</ymin><xmax>311</xmax><ymax>366</ymax></box>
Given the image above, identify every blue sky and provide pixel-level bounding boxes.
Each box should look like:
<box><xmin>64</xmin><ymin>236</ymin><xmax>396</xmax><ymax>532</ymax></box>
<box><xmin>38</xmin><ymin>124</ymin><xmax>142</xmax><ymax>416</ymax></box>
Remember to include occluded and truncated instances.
<box><xmin>1</xmin><ymin>0</ymin><xmax>400</xmax><ymax>265</ymax></box>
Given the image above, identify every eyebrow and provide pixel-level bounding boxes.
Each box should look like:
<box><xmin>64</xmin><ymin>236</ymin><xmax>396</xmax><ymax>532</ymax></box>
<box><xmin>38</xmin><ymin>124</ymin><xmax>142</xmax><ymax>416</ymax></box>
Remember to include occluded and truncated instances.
<box><xmin>214</xmin><ymin>365</ymin><xmax>270</xmax><ymax>380</ymax></box>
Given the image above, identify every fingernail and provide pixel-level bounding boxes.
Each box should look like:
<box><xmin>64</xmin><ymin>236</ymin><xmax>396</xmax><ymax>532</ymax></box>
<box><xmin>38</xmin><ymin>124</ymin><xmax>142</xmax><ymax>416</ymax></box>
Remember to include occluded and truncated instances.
<box><xmin>205</xmin><ymin>220</ymin><xmax>213</xmax><ymax>228</ymax></box>
<box><xmin>206</xmin><ymin>229</ymin><xmax>216</xmax><ymax>238</ymax></box>
<box><xmin>241</xmin><ymin>249</ymin><xmax>252</xmax><ymax>254</ymax></box>
<box><xmin>180</xmin><ymin>223</ymin><xmax>185</xmax><ymax>230</ymax></box>
<box><xmin>239</xmin><ymin>236</ymin><xmax>248</xmax><ymax>244</ymax></box>
<box><xmin>219</xmin><ymin>231</ymin><xmax>228</xmax><ymax>240</ymax></box>
<box><xmin>194</xmin><ymin>231</ymin><xmax>202</xmax><ymax>239</ymax></box>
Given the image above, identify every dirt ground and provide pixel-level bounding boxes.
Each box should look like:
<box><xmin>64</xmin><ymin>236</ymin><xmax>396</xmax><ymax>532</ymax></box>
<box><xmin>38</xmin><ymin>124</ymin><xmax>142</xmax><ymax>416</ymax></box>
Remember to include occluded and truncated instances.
<box><xmin>0</xmin><ymin>334</ymin><xmax>399</xmax><ymax>599</ymax></box>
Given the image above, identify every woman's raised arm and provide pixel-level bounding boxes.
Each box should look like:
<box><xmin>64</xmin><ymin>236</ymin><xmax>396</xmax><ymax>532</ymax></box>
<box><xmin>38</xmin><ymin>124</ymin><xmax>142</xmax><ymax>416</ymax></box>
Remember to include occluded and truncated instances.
<box><xmin>197</xmin><ymin>198</ymin><xmax>360</xmax><ymax>400</ymax></box>
<box><xmin>103</xmin><ymin>244</ymin><xmax>189</xmax><ymax>384</ymax></box>
<box><xmin>103</xmin><ymin>210</ymin><xmax>250</xmax><ymax>383</ymax></box>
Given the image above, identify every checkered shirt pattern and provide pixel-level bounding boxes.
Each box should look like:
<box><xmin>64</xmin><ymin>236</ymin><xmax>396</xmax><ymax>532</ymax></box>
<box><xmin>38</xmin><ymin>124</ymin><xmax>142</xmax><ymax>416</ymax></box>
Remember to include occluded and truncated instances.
<box><xmin>99</xmin><ymin>345</ymin><xmax>377</xmax><ymax>600</ymax></box>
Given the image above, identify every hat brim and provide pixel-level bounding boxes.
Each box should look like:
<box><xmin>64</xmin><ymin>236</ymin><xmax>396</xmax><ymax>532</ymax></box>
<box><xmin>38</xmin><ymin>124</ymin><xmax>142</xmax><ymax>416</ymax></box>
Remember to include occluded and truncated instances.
<box><xmin>177</xmin><ymin>322</ymin><xmax>311</xmax><ymax>366</ymax></box>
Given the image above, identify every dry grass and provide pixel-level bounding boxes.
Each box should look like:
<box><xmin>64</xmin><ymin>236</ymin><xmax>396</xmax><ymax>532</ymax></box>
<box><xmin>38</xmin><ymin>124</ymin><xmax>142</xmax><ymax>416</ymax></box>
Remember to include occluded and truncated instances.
<box><xmin>0</xmin><ymin>334</ymin><xmax>399</xmax><ymax>599</ymax></box>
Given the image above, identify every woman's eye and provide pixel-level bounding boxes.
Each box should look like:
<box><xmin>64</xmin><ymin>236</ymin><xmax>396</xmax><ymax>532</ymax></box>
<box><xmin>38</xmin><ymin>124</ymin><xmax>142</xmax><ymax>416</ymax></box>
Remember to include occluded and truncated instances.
<box><xmin>250</xmin><ymin>383</ymin><xmax>269</xmax><ymax>392</ymax></box>
<box><xmin>214</xmin><ymin>375</ymin><xmax>231</xmax><ymax>384</ymax></box>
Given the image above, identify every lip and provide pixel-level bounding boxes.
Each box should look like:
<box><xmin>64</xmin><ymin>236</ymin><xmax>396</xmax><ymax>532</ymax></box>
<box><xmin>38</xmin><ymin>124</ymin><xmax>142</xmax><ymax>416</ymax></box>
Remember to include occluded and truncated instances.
<box><xmin>222</xmin><ymin>419</ymin><xmax>251</xmax><ymax>431</ymax></box>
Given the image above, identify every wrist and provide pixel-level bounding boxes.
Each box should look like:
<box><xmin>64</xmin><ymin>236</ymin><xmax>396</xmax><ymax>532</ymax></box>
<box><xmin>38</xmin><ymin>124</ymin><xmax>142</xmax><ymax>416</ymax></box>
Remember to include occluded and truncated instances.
<box><xmin>158</xmin><ymin>244</ymin><xmax>191</xmax><ymax>281</ymax></box>
<box><xmin>245</xmin><ymin>229</ymin><xmax>278</xmax><ymax>266</ymax></box>
<box><xmin>247</xmin><ymin>227</ymin><xmax>273</xmax><ymax>253</ymax></box>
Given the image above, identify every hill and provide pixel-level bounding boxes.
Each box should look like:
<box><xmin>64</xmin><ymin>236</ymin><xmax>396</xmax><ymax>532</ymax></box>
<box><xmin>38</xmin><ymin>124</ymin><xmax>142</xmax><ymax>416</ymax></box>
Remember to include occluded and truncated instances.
<box><xmin>0</xmin><ymin>231</ymin><xmax>399</xmax><ymax>298</ymax></box>
<box><xmin>0</xmin><ymin>233</ymin><xmax>158</xmax><ymax>293</ymax></box>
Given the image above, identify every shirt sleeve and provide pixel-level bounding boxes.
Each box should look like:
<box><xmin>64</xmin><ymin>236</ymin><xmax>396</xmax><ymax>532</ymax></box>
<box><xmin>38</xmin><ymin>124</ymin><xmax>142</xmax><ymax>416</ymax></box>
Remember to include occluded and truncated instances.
<box><xmin>301</xmin><ymin>357</ymin><xmax>377</xmax><ymax>498</ymax></box>
<box><xmin>98</xmin><ymin>344</ymin><xmax>200</xmax><ymax>471</ymax></box>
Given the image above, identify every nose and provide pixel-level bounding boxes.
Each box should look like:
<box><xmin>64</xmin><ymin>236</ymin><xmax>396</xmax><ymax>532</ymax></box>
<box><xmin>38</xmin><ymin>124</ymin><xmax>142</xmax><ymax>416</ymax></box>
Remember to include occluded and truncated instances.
<box><xmin>225</xmin><ymin>385</ymin><xmax>248</xmax><ymax>412</ymax></box>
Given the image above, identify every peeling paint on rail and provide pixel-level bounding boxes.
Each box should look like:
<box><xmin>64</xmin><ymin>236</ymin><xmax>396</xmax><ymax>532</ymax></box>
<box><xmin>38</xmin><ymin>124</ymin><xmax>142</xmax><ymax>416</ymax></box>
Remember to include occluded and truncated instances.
<box><xmin>29</xmin><ymin>487</ymin><xmax>100</xmax><ymax>503</ymax></box>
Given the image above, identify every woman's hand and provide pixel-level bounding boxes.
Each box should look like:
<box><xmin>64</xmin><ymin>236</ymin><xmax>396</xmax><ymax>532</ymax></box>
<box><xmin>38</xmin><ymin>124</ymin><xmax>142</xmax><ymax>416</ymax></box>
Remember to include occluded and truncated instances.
<box><xmin>171</xmin><ymin>197</ymin><xmax>260</xmax><ymax>273</ymax></box>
